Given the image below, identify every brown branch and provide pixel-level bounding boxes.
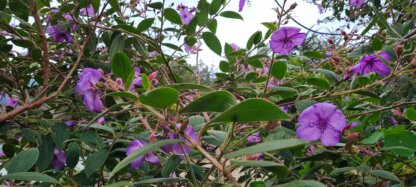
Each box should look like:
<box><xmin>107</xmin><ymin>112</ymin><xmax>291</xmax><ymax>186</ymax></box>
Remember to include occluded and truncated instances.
<box><xmin>29</xmin><ymin>0</ymin><xmax>50</xmax><ymax>94</ymax></box>
<box><xmin>348</xmin><ymin>101</ymin><xmax>416</xmax><ymax>118</ymax></box>
<box><xmin>182</xmin><ymin>133</ymin><xmax>240</xmax><ymax>187</ymax></box>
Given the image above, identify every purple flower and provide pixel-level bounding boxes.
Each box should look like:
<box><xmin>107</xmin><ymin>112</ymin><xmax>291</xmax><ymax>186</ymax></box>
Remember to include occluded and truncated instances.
<box><xmin>280</xmin><ymin>105</ymin><xmax>290</xmax><ymax>113</ymax></box>
<box><xmin>230</xmin><ymin>43</ymin><xmax>240</xmax><ymax>51</ymax></box>
<box><xmin>65</xmin><ymin>120</ymin><xmax>76</xmax><ymax>127</ymax></box>
<box><xmin>126</xmin><ymin>140</ymin><xmax>160</xmax><ymax>169</ymax></box>
<box><xmin>270</xmin><ymin>27</ymin><xmax>306</xmax><ymax>55</ymax></box>
<box><xmin>52</xmin><ymin>148</ymin><xmax>66</xmax><ymax>170</ymax></box>
<box><xmin>296</xmin><ymin>103</ymin><xmax>347</xmax><ymax>146</ymax></box>
<box><xmin>246</xmin><ymin>133</ymin><xmax>261</xmax><ymax>144</ymax></box>
<box><xmin>45</xmin><ymin>26</ymin><xmax>74</xmax><ymax>43</ymax></box>
<box><xmin>317</xmin><ymin>4</ymin><xmax>324</xmax><ymax>14</ymax></box>
<box><xmin>351</xmin><ymin>52</ymin><xmax>391</xmax><ymax>77</ymax></box>
<box><xmin>239</xmin><ymin>0</ymin><xmax>246</xmax><ymax>12</ymax></box>
<box><xmin>180</xmin><ymin>9</ymin><xmax>194</xmax><ymax>25</ymax></box>
<box><xmin>184</xmin><ymin>43</ymin><xmax>199</xmax><ymax>54</ymax></box>
<box><xmin>349</xmin><ymin>0</ymin><xmax>365</xmax><ymax>9</ymax></box>
<box><xmin>76</xmin><ymin>68</ymin><xmax>103</xmax><ymax>95</ymax></box>
<box><xmin>325</xmin><ymin>51</ymin><xmax>333</xmax><ymax>57</ymax></box>
<box><xmin>163</xmin><ymin>124</ymin><xmax>198</xmax><ymax>157</ymax></box>
<box><xmin>130</xmin><ymin>67</ymin><xmax>142</xmax><ymax>91</ymax></box>
<box><xmin>82</xmin><ymin>91</ymin><xmax>103</xmax><ymax>113</ymax></box>
<box><xmin>388</xmin><ymin>116</ymin><xmax>398</xmax><ymax>126</ymax></box>
<box><xmin>80</xmin><ymin>5</ymin><xmax>95</xmax><ymax>16</ymax></box>
<box><xmin>148</xmin><ymin>51</ymin><xmax>157</xmax><ymax>58</ymax></box>
<box><xmin>97</xmin><ymin>117</ymin><xmax>105</xmax><ymax>124</ymax></box>
<box><xmin>5</xmin><ymin>98</ymin><xmax>18</xmax><ymax>108</ymax></box>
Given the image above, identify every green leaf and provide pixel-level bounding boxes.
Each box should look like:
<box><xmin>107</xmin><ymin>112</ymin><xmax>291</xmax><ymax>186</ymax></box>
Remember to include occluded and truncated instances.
<box><xmin>66</xmin><ymin>142</ymin><xmax>80</xmax><ymax>168</ymax></box>
<box><xmin>220</xmin><ymin>11</ymin><xmax>243</xmax><ymax>20</ymax></box>
<box><xmin>110</xmin><ymin>139</ymin><xmax>182</xmax><ymax>177</ymax></box>
<box><xmin>404</xmin><ymin>108</ymin><xmax>416</xmax><ymax>121</ymax></box>
<box><xmin>6</xmin><ymin>148</ymin><xmax>39</xmax><ymax>173</ymax></box>
<box><xmin>111</xmin><ymin>51</ymin><xmax>133</xmax><ymax>90</ymax></box>
<box><xmin>274</xmin><ymin>180</ymin><xmax>327</xmax><ymax>187</ymax></box>
<box><xmin>84</xmin><ymin>149</ymin><xmax>109</xmax><ymax>177</ymax></box>
<box><xmin>108</xmin><ymin>33</ymin><xmax>125</xmax><ymax>59</ymax></box>
<box><xmin>261</xmin><ymin>22</ymin><xmax>277</xmax><ymax>31</ymax></box>
<box><xmin>303</xmin><ymin>51</ymin><xmax>324</xmax><ymax>59</ymax></box>
<box><xmin>313</xmin><ymin>69</ymin><xmax>339</xmax><ymax>84</ymax></box>
<box><xmin>349</xmin><ymin>45</ymin><xmax>374</xmax><ymax>57</ymax></box>
<box><xmin>330</xmin><ymin>167</ymin><xmax>357</xmax><ymax>175</ymax></box>
<box><xmin>295</xmin><ymin>100</ymin><xmax>318</xmax><ymax>112</ymax></box>
<box><xmin>225</xmin><ymin>139</ymin><xmax>306</xmax><ymax>159</ymax></box>
<box><xmin>37</xmin><ymin>136</ymin><xmax>54</xmax><ymax>171</ymax></box>
<box><xmin>134</xmin><ymin>178</ymin><xmax>187</xmax><ymax>184</ymax></box>
<box><xmin>11</xmin><ymin>39</ymin><xmax>33</xmax><ymax>48</ymax></box>
<box><xmin>247</xmin><ymin>59</ymin><xmax>263</xmax><ymax>68</ymax></box>
<box><xmin>109</xmin><ymin>0</ymin><xmax>120</xmax><ymax>12</ymax></box>
<box><xmin>139</xmin><ymin>87</ymin><xmax>179</xmax><ymax>109</ymax></box>
<box><xmin>52</xmin><ymin>123</ymin><xmax>70</xmax><ymax>150</ymax></box>
<box><xmin>163</xmin><ymin>83</ymin><xmax>213</xmax><ymax>91</ymax></box>
<box><xmin>230</xmin><ymin>160</ymin><xmax>282</xmax><ymax>167</ymax></box>
<box><xmin>361</xmin><ymin>131</ymin><xmax>383</xmax><ymax>145</ymax></box>
<box><xmin>147</xmin><ymin>2</ymin><xmax>163</xmax><ymax>9</ymax></box>
<box><xmin>265</xmin><ymin>86</ymin><xmax>298</xmax><ymax>98</ymax></box>
<box><xmin>141</xmin><ymin>74</ymin><xmax>151</xmax><ymax>90</ymax></box>
<box><xmin>371</xmin><ymin>38</ymin><xmax>383</xmax><ymax>50</ymax></box>
<box><xmin>180</xmin><ymin>91</ymin><xmax>237</xmax><ymax>113</ymax></box>
<box><xmin>246</xmin><ymin>31</ymin><xmax>262</xmax><ymax>50</ymax></box>
<box><xmin>202</xmin><ymin>32</ymin><xmax>222</xmax><ymax>56</ymax></box>
<box><xmin>219</xmin><ymin>61</ymin><xmax>229</xmax><ymax>72</ymax></box>
<box><xmin>305</xmin><ymin>77</ymin><xmax>331</xmax><ymax>89</ymax></box>
<box><xmin>2</xmin><ymin>172</ymin><xmax>59</xmax><ymax>184</ymax></box>
<box><xmin>209</xmin><ymin>99</ymin><xmax>290</xmax><ymax>124</ymax></box>
<box><xmin>209</xmin><ymin>0</ymin><xmax>222</xmax><ymax>15</ymax></box>
<box><xmin>164</xmin><ymin>8</ymin><xmax>182</xmax><ymax>25</ymax></box>
<box><xmin>384</xmin><ymin>127</ymin><xmax>416</xmax><ymax>157</ymax></box>
<box><xmin>106</xmin><ymin>92</ymin><xmax>139</xmax><ymax>102</ymax></box>
<box><xmin>137</xmin><ymin>18</ymin><xmax>154</xmax><ymax>33</ymax></box>
<box><xmin>161</xmin><ymin>155</ymin><xmax>182</xmax><ymax>177</ymax></box>
<box><xmin>197</xmin><ymin>0</ymin><xmax>209</xmax><ymax>26</ymax></box>
<box><xmin>271</xmin><ymin>61</ymin><xmax>287</xmax><ymax>80</ymax></box>
<box><xmin>369</xmin><ymin>170</ymin><xmax>401</xmax><ymax>182</ymax></box>
<box><xmin>207</xmin><ymin>19</ymin><xmax>217</xmax><ymax>33</ymax></box>
<box><xmin>371</xmin><ymin>6</ymin><xmax>402</xmax><ymax>38</ymax></box>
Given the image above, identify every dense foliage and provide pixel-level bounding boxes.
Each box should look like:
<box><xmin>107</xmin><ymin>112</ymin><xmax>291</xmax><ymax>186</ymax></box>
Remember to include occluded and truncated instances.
<box><xmin>0</xmin><ymin>0</ymin><xmax>415</xmax><ymax>186</ymax></box>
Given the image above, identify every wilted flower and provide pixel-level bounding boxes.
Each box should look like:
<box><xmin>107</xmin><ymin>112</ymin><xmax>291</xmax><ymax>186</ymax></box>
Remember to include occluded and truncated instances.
<box><xmin>296</xmin><ymin>103</ymin><xmax>347</xmax><ymax>146</ymax></box>
<box><xmin>45</xmin><ymin>26</ymin><xmax>74</xmax><ymax>43</ymax></box>
<box><xmin>148</xmin><ymin>51</ymin><xmax>157</xmax><ymax>58</ymax></box>
<box><xmin>270</xmin><ymin>27</ymin><xmax>306</xmax><ymax>55</ymax></box>
<box><xmin>97</xmin><ymin>117</ymin><xmax>105</xmax><ymax>124</ymax></box>
<box><xmin>184</xmin><ymin>43</ymin><xmax>199</xmax><ymax>54</ymax></box>
<box><xmin>180</xmin><ymin>9</ymin><xmax>193</xmax><ymax>25</ymax></box>
<box><xmin>230</xmin><ymin>43</ymin><xmax>240</xmax><ymax>51</ymax></box>
<box><xmin>280</xmin><ymin>105</ymin><xmax>290</xmax><ymax>113</ymax></box>
<box><xmin>351</xmin><ymin>52</ymin><xmax>391</xmax><ymax>77</ymax></box>
<box><xmin>126</xmin><ymin>140</ymin><xmax>160</xmax><ymax>169</ymax></box>
<box><xmin>52</xmin><ymin>148</ymin><xmax>66</xmax><ymax>170</ymax></box>
<box><xmin>317</xmin><ymin>4</ymin><xmax>324</xmax><ymax>14</ymax></box>
<box><xmin>349</xmin><ymin>0</ymin><xmax>365</xmax><ymax>9</ymax></box>
<box><xmin>80</xmin><ymin>5</ymin><xmax>95</xmax><ymax>16</ymax></box>
<box><xmin>82</xmin><ymin>91</ymin><xmax>103</xmax><ymax>113</ymax></box>
<box><xmin>246</xmin><ymin>133</ymin><xmax>261</xmax><ymax>144</ymax></box>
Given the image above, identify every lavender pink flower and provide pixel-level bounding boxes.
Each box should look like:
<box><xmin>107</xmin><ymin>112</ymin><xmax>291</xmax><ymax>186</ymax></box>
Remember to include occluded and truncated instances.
<box><xmin>65</xmin><ymin>120</ymin><xmax>76</xmax><ymax>127</ymax></box>
<box><xmin>239</xmin><ymin>0</ymin><xmax>246</xmax><ymax>12</ymax></box>
<box><xmin>246</xmin><ymin>133</ymin><xmax>261</xmax><ymax>144</ymax></box>
<box><xmin>351</xmin><ymin>51</ymin><xmax>391</xmax><ymax>77</ymax></box>
<box><xmin>126</xmin><ymin>140</ymin><xmax>160</xmax><ymax>169</ymax></box>
<box><xmin>163</xmin><ymin>124</ymin><xmax>198</xmax><ymax>157</ymax></box>
<box><xmin>296</xmin><ymin>103</ymin><xmax>347</xmax><ymax>146</ymax></box>
<box><xmin>180</xmin><ymin>9</ymin><xmax>194</xmax><ymax>25</ymax></box>
<box><xmin>5</xmin><ymin>98</ymin><xmax>18</xmax><ymax>108</ymax></box>
<box><xmin>349</xmin><ymin>0</ymin><xmax>365</xmax><ymax>9</ymax></box>
<box><xmin>76</xmin><ymin>68</ymin><xmax>104</xmax><ymax>113</ymax></box>
<box><xmin>270</xmin><ymin>27</ymin><xmax>306</xmax><ymax>55</ymax></box>
<box><xmin>45</xmin><ymin>26</ymin><xmax>74</xmax><ymax>43</ymax></box>
<box><xmin>80</xmin><ymin>5</ymin><xmax>95</xmax><ymax>16</ymax></box>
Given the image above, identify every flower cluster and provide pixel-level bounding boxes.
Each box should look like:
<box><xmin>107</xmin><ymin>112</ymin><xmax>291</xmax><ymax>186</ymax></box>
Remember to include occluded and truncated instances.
<box><xmin>76</xmin><ymin>68</ymin><xmax>104</xmax><ymax>113</ymax></box>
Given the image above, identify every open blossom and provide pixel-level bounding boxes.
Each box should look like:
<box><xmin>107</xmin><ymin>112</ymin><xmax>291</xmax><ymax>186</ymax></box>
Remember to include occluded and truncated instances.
<box><xmin>230</xmin><ymin>43</ymin><xmax>240</xmax><ymax>51</ymax></box>
<box><xmin>80</xmin><ymin>5</ymin><xmax>95</xmax><ymax>16</ymax></box>
<box><xmin>126</xmin><ymin>140</ymin><xmax>160</xmax><ymax>169</ymax></box>
<box><xmin>184</xmin><ymin>43</ymin><xmax>199</xmax><ymax>54</ymax></box>
<box><xmin>52</xmin><ymin>148</ymin><xmax>66</xmax><ymax>170</ymax></box>
<box><xmin>351</xmin><ymin>51</ymin><xmax>391</xmax><ymax>77</ymax></box>
<box><xmin>239</xmin><ymin>0</ymin><xmax>246</xmax><ymax>12</ymax></box>
<box><xmin>246</xmin><ymin>133</ymin><xmax>261</xmax><ymax>144</ymax></box>
<box><xmin>163</xmin><ymin>124</ymin><xmax>198</xmax><ymax>157</ymax></box>
<box><xmin>46</xmin><ymin>26</ymin><xmax>74</xmax><ymax>43</ymax></box>
<box><xmin>349</xmin><ymin>0</ymin><xmax>365</xmax><ymax>9</ymax></box>
<box><xmin>180</xmin><ymin>9</ymin><xmax>194</xmax><ymax>25</ymax></box>
<box><xmin>270</xmin><ymin>27</ymin><xmax>306</xmax><ymax>55</ymax></box>
<box><xmin>148</xmin><ymin>51</ymin><xmax>157</xmax><ymax>58</ymax></box>
<box><xmin>76</xmin><ymin>68</ymin><xmax>104</xmax><ymax>113</ymax></box>
<box><xmin>296</xmin><ymin>103</ymin><xmax>347</xmax><ymax>146</ymax></box>
<box><xmin>65</xmin><ymin>120</ymin><xmax>76</xmax><ymax>127</ymax></box>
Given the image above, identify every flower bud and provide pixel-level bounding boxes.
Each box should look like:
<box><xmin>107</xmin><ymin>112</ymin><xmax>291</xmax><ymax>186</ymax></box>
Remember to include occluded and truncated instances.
<box><xmin>347</xmin><ymin>132</ymin><xmax>360</xmax><ymax>139</ymax></box>
<box><xmin>289</xmin><ymin>3</ymin><xmax>297</xmax><ymax>10</ymax></box>
<box><xmin>341</xmin><ymin>30</ymin><xmax>347</xmax><ymax>36</ymax></box>
<box><xmin>395</xmin><ymin>45</ymin><xmax>404</xmax><ymax>56</ymax></box>
<box><xmin>149</xmin><ymin>132</ymin><xmax>156</xmax><ymax>142</ymax></box>
<box><xmin>328</xmin><ymin>39</ymin><xmax>334</xmax><ymax>45</ymax></box>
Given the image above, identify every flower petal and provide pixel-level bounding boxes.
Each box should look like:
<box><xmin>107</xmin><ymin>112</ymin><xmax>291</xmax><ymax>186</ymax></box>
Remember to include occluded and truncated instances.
<box><xmin>320</xmin><ymin>128</ymin><xmax>341</xmax><ymax>146</ymax></box>
<box><xmin>145</xmin><ymin>153</ymin><xmax>160</xmax><ymax>165</ymax></box>
<box><xmin>290</xmin><ymin>33</ymin><xmax>306</xmax><ymax>45</ymax></box>
<box><xmin>296</xmin><ymin>124</ymin><xmax>322</xmax><ymax>141</ymax></box>
<box><xmin>327</xmin><ymin>108</ymin><xmax>347</xmax><ymax>131</ymax></box>
<box><xmin>373</xmin><ymin>61</ymin><xmax>391</xmax><ymax>76</ymax></box>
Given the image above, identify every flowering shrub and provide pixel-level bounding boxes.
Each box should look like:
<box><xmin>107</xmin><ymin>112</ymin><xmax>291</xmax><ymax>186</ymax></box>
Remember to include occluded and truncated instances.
<box><xmin>0</xmin><ymin>0</ymin><xmax>415</xmax><ymax>186</ymax></box>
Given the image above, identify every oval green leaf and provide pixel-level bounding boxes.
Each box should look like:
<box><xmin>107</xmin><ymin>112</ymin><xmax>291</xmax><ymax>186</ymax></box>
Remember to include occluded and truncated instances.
<box><xmin>139</xmin><ymin>87</ymin><xmax>179</xmax><ymax>109</ymax></box>
<box><xmin>180</xmin><ymin>90</ymin><xmax>237</xmax><ymax>113</ymax></box>
<box><xmin>271</xmin><ymin>61</ymin><xmax>287</xmax><ymax>80</ymax></box>
<box><xmin>220</xmin><ymin>11</ymin><xmax>243</xmax><ymax>20</ymax></box>
<box><xmin>164</xmin><ymin>8</ymin><xmax>182</xmax><ymax>25</ymax></box>
<box><xmin>202</xmin><ymin>32</ymin><xmax>222</xmax><ymax>56</ymax></box>
<box><xmin>6</xmin><ymin>148</ymin><xmax>39</xmax><ymax>173</ymax></box>
<box><xmin>2</xmin><ymin>172</ymin><xmax>60</xmax><ymax>184</ymax></box>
